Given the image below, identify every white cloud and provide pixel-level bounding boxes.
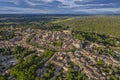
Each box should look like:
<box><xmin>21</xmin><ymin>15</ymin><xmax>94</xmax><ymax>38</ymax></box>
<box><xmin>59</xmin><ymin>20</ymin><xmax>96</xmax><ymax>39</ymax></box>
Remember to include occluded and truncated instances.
<box><xmin>0</xmin><ymin>0</ymin><xmax>20</xmax><ymax>5</ymax></box>
<box><xmin>0</xmin><ymin>0</ymin><xmax>119</xmax><ymax>14</ymax></box>
<box><xmin>41</xmin><ymin>0</ymin><xmax>54</xmax><ymax>3</ymax></box>
<box><xmin>0</xmin><ymin>0</ymin><xmax>94</xmax><ymax>7</ymax></box>
<box><xmin>24</xmin><ymin>0</ymin><xmax>36</xmax><ymax>6</ymax></box>
<box><xmin>57</xmin><ymin>0</ymin><xmax>91</xmax><ymax>8</ymax></box>
<box><xmin>25</xmin><ymin>0</ymin><xmax>87</xmax><ymax>6</ymax></box>
<box><xmin>0</xmin><ymin>6</ymin><xmax>54</xmax><ymax>13</ymax></box>
<box><xmin>74</xmin><ymin>8</ymin><xmax>120</xmax><ymax>14</ymax></box>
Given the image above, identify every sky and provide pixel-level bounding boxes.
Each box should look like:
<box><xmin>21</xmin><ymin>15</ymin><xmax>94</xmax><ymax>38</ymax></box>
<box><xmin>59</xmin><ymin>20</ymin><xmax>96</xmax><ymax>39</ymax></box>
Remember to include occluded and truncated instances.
<box><xmin>0</xmin><ymin>0</ymin><xmax>120</xmax><ymax>14</ymax></box>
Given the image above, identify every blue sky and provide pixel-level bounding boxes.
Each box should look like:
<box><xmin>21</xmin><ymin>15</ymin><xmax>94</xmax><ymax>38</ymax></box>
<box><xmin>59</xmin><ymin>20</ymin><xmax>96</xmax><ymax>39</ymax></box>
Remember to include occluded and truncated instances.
<box><xmin>0</xmin><ymin>0</ymin><xmax>120</xmax><ymax>14</ymax></box>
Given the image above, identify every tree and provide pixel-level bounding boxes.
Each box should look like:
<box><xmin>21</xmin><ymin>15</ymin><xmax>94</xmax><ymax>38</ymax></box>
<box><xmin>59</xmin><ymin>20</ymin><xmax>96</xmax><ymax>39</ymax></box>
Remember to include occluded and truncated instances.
<box><xmin>0</xmin><ymin>76</ymin><xmax>7</xmax><ymax>80</ymax></box>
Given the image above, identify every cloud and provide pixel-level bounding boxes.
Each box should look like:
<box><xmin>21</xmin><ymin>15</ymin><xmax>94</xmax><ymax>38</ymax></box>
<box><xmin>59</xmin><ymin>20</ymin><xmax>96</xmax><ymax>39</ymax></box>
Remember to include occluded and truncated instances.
<box><xmin>0</xmin><ymin>6</ymin><xmax>54</xmax><ymax>14</ymax></box>
<box><xmin>0</xmin><ymin>0</ymin><xmax>21</xmax><ymax>5</ymax></box>
<box><xmin>73</xmin><ymin>8</ymin><xmax>120</xmax><ymax>14</ymax></box>
<box><xmin>0</xmin><ymin>0</ymin><xmax>120</xmax><ymax>14</ymax></box>
<box><xmin>42</xmin><ymin>0</ymin><xmax>54</xmax><ymax>3</ymax></box>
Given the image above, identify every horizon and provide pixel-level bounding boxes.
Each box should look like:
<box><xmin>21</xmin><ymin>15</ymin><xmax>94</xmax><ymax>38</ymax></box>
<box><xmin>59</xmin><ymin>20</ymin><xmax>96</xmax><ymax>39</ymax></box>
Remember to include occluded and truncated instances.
<box><xmin>0</xmin><ymin>13</ymin><xmax>120</xmax><ymax>15</ymax></box>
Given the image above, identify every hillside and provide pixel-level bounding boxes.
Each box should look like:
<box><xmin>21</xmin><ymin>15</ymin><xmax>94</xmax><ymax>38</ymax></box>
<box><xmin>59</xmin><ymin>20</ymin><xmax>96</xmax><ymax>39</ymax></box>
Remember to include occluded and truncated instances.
<box><xmin>52</xmin><ymin>16</ymin><xmax>120</xmax><ymax>38</ymax></box>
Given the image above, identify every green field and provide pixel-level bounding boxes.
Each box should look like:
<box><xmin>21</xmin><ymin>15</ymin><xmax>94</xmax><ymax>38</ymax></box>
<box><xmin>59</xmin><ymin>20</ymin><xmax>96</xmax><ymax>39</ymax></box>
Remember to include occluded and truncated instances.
<box><xmin>52</xmin><ymin>16</ymin><xmax>120</xmax><ymax>38</ymax></box>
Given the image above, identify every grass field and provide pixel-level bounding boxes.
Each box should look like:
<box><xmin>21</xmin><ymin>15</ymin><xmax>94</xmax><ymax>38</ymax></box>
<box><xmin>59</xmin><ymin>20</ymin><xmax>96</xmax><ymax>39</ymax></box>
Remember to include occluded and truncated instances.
<box><xmin>52</xmin><ymin>18</ymin><xmax>74</xmax><ymax>24</ymax></box>
<box><xmin>52</xmin><ymin>16</ymin><xmax>120</xmax><ymax>38</ymax></box>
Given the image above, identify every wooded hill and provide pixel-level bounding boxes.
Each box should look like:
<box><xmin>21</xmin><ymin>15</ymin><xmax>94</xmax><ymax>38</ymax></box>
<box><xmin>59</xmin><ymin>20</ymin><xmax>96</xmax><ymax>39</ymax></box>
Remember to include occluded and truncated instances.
<box><xmin>52</xmin><ymin>16</ymin><xmax>120</xmax><ymax>38</ymax></box>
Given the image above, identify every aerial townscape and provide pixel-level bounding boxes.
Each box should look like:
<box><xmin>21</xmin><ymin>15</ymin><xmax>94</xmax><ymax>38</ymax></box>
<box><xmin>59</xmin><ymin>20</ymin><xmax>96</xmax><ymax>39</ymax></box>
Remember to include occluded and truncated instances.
<box><xmin>0</xmin><ymin>0</ymin><xmax>120</xmax><ymax>79</ymax></box>
<box><xmin>0</xmin><ymin>17</ymin><xmax>120</xmax><ymax>80</ymax></box>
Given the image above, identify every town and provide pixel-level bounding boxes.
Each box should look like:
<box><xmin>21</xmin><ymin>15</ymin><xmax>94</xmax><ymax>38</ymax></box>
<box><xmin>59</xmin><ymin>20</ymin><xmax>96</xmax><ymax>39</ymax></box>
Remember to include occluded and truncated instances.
<box><xmin>0</xmin><ymin>27</ymin><xmax>120</xmax><ymax>80</ymax></box>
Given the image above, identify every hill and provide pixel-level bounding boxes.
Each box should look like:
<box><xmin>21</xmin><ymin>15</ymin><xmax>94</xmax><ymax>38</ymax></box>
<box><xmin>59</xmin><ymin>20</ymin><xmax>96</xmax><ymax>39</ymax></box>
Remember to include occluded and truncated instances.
<box><xmin>52</xmin><ymin>16</ymin><xmax>120</xmax><ymax>38</ymax></box>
